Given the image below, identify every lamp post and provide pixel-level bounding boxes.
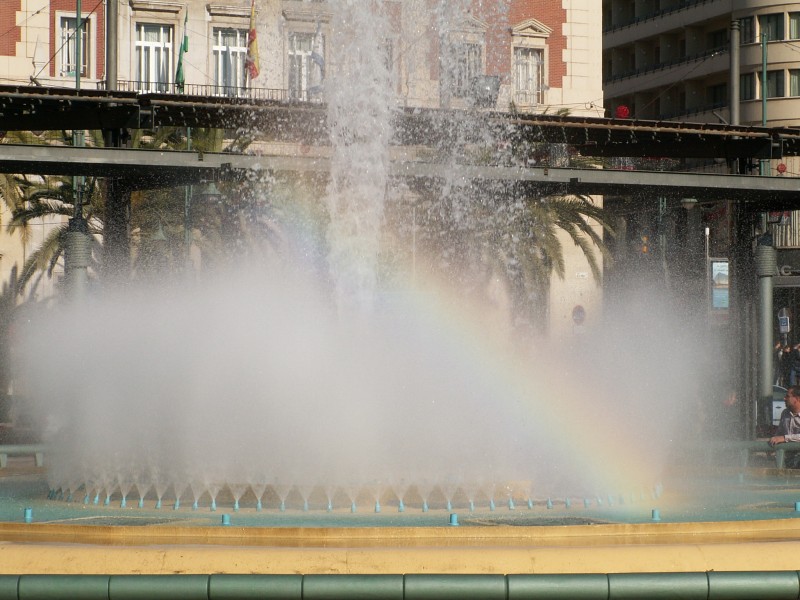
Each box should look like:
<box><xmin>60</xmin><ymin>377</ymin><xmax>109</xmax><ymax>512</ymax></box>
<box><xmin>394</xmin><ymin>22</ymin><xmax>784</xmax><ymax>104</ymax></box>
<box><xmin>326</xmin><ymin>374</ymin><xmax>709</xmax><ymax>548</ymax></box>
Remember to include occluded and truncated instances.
<box><xmin>755</xmin><ymin>233</ymin><xmax>777</xmax><ymax>434</ymax></box>
<box><xmin>64</xmin><ymin>1</ymin><xmax>90</xmax><ymax>301</ymax></box>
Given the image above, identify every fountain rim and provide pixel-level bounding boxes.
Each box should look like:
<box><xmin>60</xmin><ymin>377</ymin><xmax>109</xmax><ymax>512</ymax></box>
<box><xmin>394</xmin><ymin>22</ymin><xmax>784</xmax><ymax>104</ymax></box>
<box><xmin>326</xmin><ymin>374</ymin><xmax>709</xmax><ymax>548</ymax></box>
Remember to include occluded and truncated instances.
<box><xmin>3</xmin><ymin>518</ymin><xmax>800</xmax><ymax>575</ymax></box>
<box><xmin>2</xmin><ymin>516</ymin><xmax>800</xmax><ymax>545</ymax></box>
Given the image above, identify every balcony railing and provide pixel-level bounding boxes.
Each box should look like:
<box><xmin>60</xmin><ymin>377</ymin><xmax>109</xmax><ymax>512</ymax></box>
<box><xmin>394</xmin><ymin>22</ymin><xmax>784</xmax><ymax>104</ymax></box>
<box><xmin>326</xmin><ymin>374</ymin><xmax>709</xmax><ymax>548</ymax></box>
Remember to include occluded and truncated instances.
<box><xmin>512</xmin><ymin>89</ymin><xmax>544</xmax><ymax>107</ymax></box>
<box><xmin>604</xmin><ymin>46</ymin><xmax>727</xmax><ymax>85</ymax></box>
<box><xmin>657</xmin><ymin>101</ymin><xmax>727</xmax><ymax>121</ymax></box>
<box><xmin>96</xmin><ymin>80</ymin><xmax>324</xmax><ymax>103</ymax></box>
<box><xmin>604</xmin><ymin>0</ymin><xmax>723</xmax><ymax>34</ymax></box>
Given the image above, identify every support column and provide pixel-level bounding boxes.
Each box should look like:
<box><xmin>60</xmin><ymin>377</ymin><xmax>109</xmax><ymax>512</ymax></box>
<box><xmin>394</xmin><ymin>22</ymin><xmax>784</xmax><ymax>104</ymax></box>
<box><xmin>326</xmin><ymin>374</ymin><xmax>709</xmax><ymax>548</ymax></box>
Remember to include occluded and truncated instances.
<box><xmin>755</xmin><ymin>236</ymin><xmax>777</xmax><ymax>436</ymax></box>
<box><xmin>730</xmin><ymin>206</ymin><xmax>757</xmax><ymax>438</ymax></box>
<box><xmin>64</xmin><ymin>216</ymin><xmax>91</xmax><ymax>302</ymax></box>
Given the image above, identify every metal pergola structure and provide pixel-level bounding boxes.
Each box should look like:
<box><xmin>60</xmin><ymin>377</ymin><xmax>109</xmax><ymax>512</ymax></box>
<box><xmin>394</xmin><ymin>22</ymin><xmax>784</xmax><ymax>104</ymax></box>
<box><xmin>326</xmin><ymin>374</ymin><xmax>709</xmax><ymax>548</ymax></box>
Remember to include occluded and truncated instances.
<box><xmin>0</xmin><ymin>143</ymin><xmax>797</xmax><ymax>206</ymax></box>
<box><xmin>1</xmin><ymin>84</ymin><xmax>799</xmax><ymax>208</ymax></box>
<box><xmin>2</xmin><ymin>84</ymin><xmax>800</xmax><ymax>164</ymax></box>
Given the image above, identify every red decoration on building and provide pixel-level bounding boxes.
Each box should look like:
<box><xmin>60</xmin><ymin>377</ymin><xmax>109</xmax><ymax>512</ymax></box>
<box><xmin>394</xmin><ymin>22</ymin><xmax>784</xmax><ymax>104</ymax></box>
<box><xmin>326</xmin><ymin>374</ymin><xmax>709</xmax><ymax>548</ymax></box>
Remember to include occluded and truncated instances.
<box><xmin>615</xmin><ymin>105</ymin><xmax>630</xmax><ymax>119</ymax></box>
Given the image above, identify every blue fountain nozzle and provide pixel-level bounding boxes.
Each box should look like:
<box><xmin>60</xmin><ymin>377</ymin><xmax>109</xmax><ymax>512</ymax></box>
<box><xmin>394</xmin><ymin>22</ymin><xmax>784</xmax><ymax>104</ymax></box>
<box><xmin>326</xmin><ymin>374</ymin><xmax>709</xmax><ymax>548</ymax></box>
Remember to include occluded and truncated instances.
<box><xmin>652</xmin><ymin>508</ymin><xmax>661</xmax><ymax>521</ymax></box>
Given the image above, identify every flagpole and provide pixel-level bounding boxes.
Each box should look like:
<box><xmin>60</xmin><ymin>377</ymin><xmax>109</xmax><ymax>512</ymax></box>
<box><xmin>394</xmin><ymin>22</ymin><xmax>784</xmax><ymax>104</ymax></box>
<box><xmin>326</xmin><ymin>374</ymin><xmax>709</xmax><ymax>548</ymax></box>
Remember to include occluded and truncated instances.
<box><xmin>245</xmin><ymin>0</ymin><xmax>260</xmax><ymax>97</ymax></box>
<box><xmin>175</xmin><ymin>10</ymin><xmax>188</xmax><ymax>93</ymax></box>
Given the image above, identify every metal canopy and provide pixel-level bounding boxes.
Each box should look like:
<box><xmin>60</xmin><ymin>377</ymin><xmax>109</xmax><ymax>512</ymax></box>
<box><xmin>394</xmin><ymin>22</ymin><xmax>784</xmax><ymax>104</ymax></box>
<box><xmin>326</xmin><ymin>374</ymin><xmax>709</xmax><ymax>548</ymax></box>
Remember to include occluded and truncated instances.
<box><xmin>1</xmin><ymin>84</ymin><xmax>798</xmax><ymax>160</ymax></box>
<box><xmin>0</xmin><ymin>144</ymin><xmax>796</xmax><ymax>204</ymax></box>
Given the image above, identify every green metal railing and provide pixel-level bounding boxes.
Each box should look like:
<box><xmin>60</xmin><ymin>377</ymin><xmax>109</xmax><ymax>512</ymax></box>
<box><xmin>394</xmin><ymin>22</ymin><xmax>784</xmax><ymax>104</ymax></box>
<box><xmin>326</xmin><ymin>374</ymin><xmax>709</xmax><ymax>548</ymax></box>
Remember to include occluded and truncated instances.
<box><xmin>0</xmin><ymin>572</ymin><xmax>799</xmax><ymax>599</ymax></box>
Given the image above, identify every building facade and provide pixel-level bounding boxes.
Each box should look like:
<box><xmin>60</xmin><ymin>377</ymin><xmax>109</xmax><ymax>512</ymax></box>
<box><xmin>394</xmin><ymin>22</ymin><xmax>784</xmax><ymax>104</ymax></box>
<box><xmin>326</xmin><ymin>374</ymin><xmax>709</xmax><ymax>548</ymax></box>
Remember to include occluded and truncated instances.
<box><xmin>0</xmin><ymin>0</ymin><xmax>603</xmax><ymax>336</ymax></box>
<box><xmin>604</xmin><ymin>0</ymin><xmax>800</xmax><ymax>127</ymax></box>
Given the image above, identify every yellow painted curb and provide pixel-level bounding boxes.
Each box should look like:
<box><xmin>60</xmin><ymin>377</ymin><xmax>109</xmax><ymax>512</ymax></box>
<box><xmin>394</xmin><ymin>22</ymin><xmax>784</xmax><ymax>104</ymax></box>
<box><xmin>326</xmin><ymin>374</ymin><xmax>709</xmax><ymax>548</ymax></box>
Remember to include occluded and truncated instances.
<box><xmin>2</xmin><ymin>518</ymin><xmax>800</xmax><ymax>574</ymax></box>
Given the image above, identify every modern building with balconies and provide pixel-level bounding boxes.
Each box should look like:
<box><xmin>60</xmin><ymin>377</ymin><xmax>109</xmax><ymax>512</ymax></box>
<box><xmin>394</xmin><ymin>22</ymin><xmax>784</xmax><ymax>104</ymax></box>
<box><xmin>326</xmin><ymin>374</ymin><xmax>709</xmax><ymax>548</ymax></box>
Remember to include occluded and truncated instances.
<box><xmin>603</xmin><ymin>0</ymin><xmax>800</xmax><ymax>129</ymax></box>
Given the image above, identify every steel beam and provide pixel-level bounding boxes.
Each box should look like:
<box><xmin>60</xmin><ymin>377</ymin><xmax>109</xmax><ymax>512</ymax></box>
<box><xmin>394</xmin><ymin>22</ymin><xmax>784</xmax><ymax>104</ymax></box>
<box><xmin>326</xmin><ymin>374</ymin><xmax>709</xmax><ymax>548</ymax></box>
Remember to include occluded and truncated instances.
<box><xmin>0</xmin><ymin>144</ymin><xmax>797</xmax><ymax>203</ymax></box>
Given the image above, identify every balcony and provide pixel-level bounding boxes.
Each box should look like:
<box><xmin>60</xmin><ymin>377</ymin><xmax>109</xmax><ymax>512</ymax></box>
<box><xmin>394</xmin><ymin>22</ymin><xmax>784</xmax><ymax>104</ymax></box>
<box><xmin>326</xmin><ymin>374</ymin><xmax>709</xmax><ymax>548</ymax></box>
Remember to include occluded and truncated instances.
<box><xmin>96</xmin><ymin>80</ymin><xmax>322</xmax><ymax>103</ymax></box>
<box><xmin>605</xmin><ymin>45</ymin><xmax>727</xmax><ymax>86</ymax></box>
<box><xmin>604</xmin><ymin>0</ymin><xmax>725</xmax><ymax>34</ymax></box>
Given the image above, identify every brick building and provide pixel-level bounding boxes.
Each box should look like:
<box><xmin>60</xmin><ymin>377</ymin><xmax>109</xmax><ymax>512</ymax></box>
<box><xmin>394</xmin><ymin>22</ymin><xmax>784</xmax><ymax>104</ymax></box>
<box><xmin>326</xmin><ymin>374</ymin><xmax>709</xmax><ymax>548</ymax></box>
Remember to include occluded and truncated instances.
<box><xmin>0</xmin><ymin>0</ymin><xmax>603</xmax><ymax>335</ymax></box>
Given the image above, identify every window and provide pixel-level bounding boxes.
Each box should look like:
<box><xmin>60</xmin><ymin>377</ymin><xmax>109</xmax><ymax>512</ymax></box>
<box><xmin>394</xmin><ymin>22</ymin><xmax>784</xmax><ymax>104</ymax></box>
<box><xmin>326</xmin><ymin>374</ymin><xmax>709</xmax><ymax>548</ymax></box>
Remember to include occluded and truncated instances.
<box><xmin>762</xmin><ymin>70</ymin><xmax>785</xmax><ymax>98</ymax></box>
<box><xmin>451</xmin><ymin>42</ymin><xmax>482</xmax><ymax>98</ymax></box>
<box><xmin>383</xmin><ymin>37</ymin><xmax>397</xmax><ymax>90</ymax></box>
<box><xmin>790</xmin><ymin>69</ymin><xmax>800</xmax><ymax>96</ymax></box>
<box><xmin>740</xmin><ymin>17</ymin><xmax>755</xmax><ymax>44</ymax></box>
<box><xmin>790</xmin><ymin>13</ymin><xmax>800</xmax><ymax>39</ymax></box>
<box><xmin>741</xmin><ymin>72</ymin><xmax>755</xmax><ymax>100</ymax></box>
<box><xmin>511</xmin><ymin>19</ymin><xmax>550</xmax><ymax>109</ymax></box>
<box><xmin>440</xmin><ymin>15</ymin><xmax>487</xmax><ymax>105</ymax></box>
<box><xmin>59</xmin><ymin>16</ymin><xmax>89</xmax><ymax>77</ymax></box>
<box><xmin>708</xmin><ymin>28</ymin><xmax>727</xmax><ymax>50</ymax></box>
<box><xmin>135</xmin><ymin>23</ymin><xmax>173</xmax><ymax>93</ymax></box>
<box><xmin>288</xmin><ymin>31</ymin><xmax>324</xmax><ymax>101</ymax></box>
<box><xmin>708</xmin><ymin>82</ymin><xmax>726</xmax><ymax>106</ymax></box>
<box><xmin>213</xmin><ymin>28</ymin><xmax>248</xmax><ymax>96</ymax></box>
<box><xmin>759</xmin><ymin>13</ymin><xmax>784</xmax><ymax>41</ymax></box>
<box><xmin>513</xmin><ymin>47</ymin><xmax>544</xmax><ymax>105</ymax></box>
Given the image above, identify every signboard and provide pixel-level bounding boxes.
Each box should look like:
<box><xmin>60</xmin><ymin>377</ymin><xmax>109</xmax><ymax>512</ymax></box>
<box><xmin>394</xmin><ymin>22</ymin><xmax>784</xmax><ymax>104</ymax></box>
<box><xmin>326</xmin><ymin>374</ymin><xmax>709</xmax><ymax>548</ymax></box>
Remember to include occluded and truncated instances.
<box><xmin>768</xmin><ymin>211</ymin><xmax>791</xmax><ymax>225</ymax></box>
<box><xmin>711</xmin><ymin>260</ymin><xmax>729</xmax><ymax>310</ymax></box>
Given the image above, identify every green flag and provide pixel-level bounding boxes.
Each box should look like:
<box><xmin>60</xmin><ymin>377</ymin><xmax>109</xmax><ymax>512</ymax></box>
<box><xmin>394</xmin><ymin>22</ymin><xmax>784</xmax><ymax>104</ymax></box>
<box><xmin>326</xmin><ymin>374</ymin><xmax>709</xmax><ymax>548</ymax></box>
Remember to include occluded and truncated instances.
<box><xmin>175</xmin><ymin>11</ymin><xmax>188</xmax><ymax>93</ymax></box>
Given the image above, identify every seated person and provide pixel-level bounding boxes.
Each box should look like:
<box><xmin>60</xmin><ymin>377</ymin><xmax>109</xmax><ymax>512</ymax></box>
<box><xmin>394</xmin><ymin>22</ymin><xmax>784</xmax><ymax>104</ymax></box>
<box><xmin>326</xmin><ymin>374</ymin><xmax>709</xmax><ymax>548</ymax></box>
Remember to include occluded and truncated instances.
<box><xmin>769</xmin><ymin>385</ymin><xmax>800</xmax><ymax>468</ymax></box>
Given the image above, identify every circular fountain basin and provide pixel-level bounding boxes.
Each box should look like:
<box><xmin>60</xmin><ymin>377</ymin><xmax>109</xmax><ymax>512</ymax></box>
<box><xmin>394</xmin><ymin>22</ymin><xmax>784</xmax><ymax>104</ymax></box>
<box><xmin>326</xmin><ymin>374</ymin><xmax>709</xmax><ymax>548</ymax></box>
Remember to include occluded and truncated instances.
<box><xmin>3</xmin><ymin>462</ymin><xmax>800</xmax><ymax>574</ymax></box>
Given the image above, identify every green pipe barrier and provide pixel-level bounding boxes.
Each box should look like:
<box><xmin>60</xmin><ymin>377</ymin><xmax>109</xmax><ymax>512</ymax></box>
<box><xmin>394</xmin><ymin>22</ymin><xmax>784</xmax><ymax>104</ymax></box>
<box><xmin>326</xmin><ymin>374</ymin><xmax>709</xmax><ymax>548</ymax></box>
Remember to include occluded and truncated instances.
<box><xmin>707</xmin><ymin>571</ymin><xmax>800</xmax><ymax>600</ymax></box>
<box><xmin>0</xmin><ymin>572</ymin><xmax>799</xmax><ymax>599</ymax></box>
<box><xmin>109</xmin><ymin>575</ymin><xmax>209</xmax><ymax>600</ymax></box>
<box><xmin>208</xmin><ymin>575</ymin><xmax>302</xmax><ymax>600</ymax></box>
<box><xmin>303</xmin><ymin>575</ymin><xmax>403</xmax><ymax>599</ymax></box>
<box><xmin>404</xmin><ymin>574</ymin><xmax>507</xmax><ymax>600</ymax></box>
<box><xmin>17</xmin><ymin>575</ymin><xmax>109</xmax><ymax>600</ymax></box>
<box><xmin>608</xmin><ymin>572</ymin><xmax>709</xmax><ymax>599</ymax></box>
<box><xmin>507</xmin><ymin>574</ymin><xmax>609</xmax><ymax>599</ymax></box>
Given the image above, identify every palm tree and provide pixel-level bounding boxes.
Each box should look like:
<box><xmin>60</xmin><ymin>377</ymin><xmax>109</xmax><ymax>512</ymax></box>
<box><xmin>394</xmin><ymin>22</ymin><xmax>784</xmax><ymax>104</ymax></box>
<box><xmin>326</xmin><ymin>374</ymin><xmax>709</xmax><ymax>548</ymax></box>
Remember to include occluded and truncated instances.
<box><xmin>0</xmin><ymin>127</ymin><xmax>247</xmax><ymax>290</ymax></box>
<box><xmin>9</xmin><ymin>173</ymin><xmax>104</xmax><ymax>295</ymax></box>
<box><xmin>383</xmin><ymin>182</ymin><xmax>615</xmax><ymax>334</ymax></box>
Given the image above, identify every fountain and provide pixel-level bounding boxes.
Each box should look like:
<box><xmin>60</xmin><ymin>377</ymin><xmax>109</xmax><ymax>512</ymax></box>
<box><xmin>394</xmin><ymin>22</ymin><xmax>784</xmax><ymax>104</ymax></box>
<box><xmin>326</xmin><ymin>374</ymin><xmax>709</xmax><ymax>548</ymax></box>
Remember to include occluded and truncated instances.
<box><xmin>2</xmin><ymin>0</ymin><xmax>800</xmax><ymax>591</ymax></box>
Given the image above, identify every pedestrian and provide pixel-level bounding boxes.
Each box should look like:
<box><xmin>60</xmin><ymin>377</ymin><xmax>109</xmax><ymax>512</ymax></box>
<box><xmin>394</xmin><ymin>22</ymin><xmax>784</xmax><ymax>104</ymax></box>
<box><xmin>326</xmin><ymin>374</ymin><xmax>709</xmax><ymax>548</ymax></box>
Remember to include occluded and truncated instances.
<box><xmin>769</xmin><ymin>385</ymin><xmax>800</xmax><ymax>468</ymax></box>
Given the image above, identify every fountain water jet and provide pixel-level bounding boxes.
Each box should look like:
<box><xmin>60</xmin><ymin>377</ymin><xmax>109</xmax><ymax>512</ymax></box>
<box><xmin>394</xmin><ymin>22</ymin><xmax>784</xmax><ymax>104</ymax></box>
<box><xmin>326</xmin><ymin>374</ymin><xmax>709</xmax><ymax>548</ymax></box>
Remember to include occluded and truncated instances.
<box><xmin>13</xmin><ymin>0</ymin><xmax>696</xmax><ymax>520</ymax></box>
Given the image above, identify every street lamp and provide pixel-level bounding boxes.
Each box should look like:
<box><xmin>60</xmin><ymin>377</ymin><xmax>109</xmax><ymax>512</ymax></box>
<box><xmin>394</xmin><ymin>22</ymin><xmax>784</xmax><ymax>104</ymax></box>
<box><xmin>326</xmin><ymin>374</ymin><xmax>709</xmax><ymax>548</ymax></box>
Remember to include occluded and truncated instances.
<box><xmin>193</xmin><ymin>181</ymin><xmax>222</xmax><ymax>203</ymax></box>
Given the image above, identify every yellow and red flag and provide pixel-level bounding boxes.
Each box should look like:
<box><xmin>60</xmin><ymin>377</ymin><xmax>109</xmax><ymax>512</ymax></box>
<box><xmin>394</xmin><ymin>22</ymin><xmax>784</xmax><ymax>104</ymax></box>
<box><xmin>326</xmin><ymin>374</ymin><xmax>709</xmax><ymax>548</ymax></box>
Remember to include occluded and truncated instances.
<box><xmin>245</xmin><ymin>0</ymin><xmax>260</xmax><ymax>80</ymax></box>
